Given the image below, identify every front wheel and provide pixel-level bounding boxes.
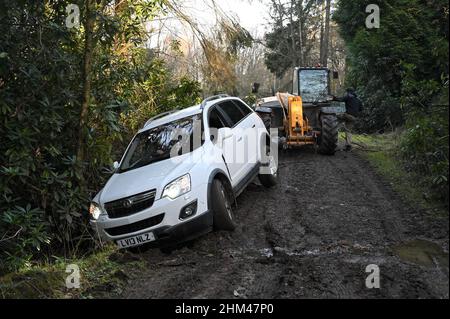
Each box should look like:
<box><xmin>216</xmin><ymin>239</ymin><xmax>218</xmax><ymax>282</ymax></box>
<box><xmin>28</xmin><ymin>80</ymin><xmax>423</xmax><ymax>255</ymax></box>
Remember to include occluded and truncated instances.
<box><xmin>211</xmin><ymin>179</ymin><xmax>236</xmax><ymax>231</ymax></box>
<box><xmin>318</xmin><ymin>114</ymin><xmax>338</xmax><ymax>155</ymax></box>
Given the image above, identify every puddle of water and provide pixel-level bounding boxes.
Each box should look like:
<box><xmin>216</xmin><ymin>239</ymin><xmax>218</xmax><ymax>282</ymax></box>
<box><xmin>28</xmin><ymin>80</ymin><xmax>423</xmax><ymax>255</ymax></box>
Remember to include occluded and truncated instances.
<box><xmin>391</xmin><ymin>239</ymin><xmax>449</xmax><ymax>268</ymax></box>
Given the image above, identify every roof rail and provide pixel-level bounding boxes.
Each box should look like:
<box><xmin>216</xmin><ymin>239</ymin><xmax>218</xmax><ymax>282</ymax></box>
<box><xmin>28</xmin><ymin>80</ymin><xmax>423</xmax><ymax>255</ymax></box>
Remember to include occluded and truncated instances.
<box><xmin>143</xmin><ymin>109</ymin><xmax>179</xmax><ymax>128</ymax></box>
<box><xmin>200</xmin><ymin>94</ymin><xmax>229</xmax><ymax>109</ymax></box>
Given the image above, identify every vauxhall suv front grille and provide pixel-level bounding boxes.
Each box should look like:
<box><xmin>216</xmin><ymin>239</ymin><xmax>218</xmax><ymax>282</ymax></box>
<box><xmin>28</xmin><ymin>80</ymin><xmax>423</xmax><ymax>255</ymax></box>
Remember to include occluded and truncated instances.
<box><xmin>104</xmin><ymin>213</ymin><xmax>165</xmax><ymax>236</ymax></box>
<box><xmin>104</xmin><ymin>190</ymin><xmax>156</xmax><ymax>219</ymax></box>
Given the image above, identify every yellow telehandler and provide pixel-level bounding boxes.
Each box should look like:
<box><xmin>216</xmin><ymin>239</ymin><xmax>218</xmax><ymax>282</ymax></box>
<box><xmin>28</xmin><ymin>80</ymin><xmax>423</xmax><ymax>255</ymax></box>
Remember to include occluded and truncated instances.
<box><xmin>256</xmin><ymin>67</ymin><xmax>340</xmax><ymax>155</ymax></box>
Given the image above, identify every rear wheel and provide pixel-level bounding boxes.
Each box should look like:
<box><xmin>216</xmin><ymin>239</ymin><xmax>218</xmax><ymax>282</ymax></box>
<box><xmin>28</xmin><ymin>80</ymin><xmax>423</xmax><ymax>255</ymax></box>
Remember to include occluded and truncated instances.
<box><xmin>318</xmin><ymin>114</ymin><xmax>338</xmax><ymax>155</ymax></box>
<box><xmin>211</xmin><ymin>179</ymin><xmax>236</xmax><ymax>231</ymax></box>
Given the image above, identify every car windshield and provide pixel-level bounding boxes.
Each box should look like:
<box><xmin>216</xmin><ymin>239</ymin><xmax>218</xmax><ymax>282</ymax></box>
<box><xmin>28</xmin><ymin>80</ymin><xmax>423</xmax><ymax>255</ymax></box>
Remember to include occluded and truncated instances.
<box><xmin>119</xmin><ymin>114</ymin><xmax>202</xmax><ymax>173</ymax></box>
<box><xmin>298</xmin><ymin>69</ymin><xmax>329</xmax><ymax>103</ymax></box>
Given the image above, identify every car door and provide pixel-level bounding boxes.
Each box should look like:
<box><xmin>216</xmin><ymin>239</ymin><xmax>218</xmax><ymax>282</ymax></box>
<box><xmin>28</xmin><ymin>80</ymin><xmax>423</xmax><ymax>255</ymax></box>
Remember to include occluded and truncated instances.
<box><xmin>215</xmin><ymin>100</ymin><xmax>248</xmax><ymax>185</ymax></box>
<box><xmin>231</xmin><ymin>99</ymin><xmax>259</xmax><ymax>167</ymax></box>
<box><xmin>208</xmin><ymin>106</ymin><xmax>237</xmax><ymax>181</ymax></box>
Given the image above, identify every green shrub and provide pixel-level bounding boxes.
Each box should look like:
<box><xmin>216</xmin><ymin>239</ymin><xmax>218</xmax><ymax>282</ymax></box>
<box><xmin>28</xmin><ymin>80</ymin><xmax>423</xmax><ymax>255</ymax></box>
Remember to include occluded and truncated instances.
<box><xmin>400</xmin><ymin>106</ymin><xmax>449</xmax><ymax>206</ymax></box>
<box><xmin>334</xmin><ymin>0</ymin><xmax>448</xmax><ymax>132</ymax></box>
<box><xmin>335</xmin><ymin>0</ymin><xmax>449</xmax><ymax>207</ymax></box>
<box><xmin>0</xmin><ymin>1</ymin><xmax>201</xmax><ymax>273</ymax></box>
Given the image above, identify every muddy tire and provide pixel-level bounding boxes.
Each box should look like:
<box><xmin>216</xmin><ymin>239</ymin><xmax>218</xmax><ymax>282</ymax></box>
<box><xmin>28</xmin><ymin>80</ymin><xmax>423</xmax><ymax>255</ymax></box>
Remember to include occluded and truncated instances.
<box><xmin>318</xmin><ymin>114</ymin><xmax>338</xmax><ymax>155</ymax></box>
<box><xmin>211</xmin><ymin>179</ymin><xmax>236</xmax><ymax>231</ymax></box>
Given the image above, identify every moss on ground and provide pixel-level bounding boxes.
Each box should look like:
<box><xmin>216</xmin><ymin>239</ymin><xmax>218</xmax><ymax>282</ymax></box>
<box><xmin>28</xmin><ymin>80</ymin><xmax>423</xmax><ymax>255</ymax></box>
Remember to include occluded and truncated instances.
<box><xmin>0</xmin><ymin>244</ymin><xmax>146</xmax><ymax>299</ymax></box>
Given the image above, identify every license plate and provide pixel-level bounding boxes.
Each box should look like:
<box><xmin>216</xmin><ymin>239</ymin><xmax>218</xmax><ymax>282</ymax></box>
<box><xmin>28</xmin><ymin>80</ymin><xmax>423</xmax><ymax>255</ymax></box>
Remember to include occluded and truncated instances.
<box><xmin>116</xmin><ymin>232</ymin><xmax>155</xmax><ymax>248</ymax></box>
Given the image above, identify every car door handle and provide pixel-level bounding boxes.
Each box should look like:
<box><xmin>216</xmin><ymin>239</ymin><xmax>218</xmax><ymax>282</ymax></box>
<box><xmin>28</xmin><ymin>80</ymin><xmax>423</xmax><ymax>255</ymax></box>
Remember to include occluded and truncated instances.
<box><xmin>252</xmin><ymin>124</ymin><xmax>256</xmax><ymax>128</ymax></box>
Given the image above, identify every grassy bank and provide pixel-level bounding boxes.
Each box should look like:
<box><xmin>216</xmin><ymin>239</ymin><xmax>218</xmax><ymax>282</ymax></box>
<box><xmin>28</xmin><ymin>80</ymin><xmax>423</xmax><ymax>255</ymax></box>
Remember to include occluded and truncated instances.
<box><xmin>350</xmin><ymin>132</ymin><xmax>447</xmax><ymax>216</ymax></box>
<box><xmin>0</xmin><ymin>245</ymin><xmax>145</xmax><ymax>299</ymax></box>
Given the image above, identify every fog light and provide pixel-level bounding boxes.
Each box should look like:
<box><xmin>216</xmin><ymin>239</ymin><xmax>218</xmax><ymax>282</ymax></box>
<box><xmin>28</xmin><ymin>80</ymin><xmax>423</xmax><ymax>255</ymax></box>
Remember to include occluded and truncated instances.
<box><xmin>179</xmin><ymin>200</ymin><xmax>197</xmax><ymax>220</ymax></box>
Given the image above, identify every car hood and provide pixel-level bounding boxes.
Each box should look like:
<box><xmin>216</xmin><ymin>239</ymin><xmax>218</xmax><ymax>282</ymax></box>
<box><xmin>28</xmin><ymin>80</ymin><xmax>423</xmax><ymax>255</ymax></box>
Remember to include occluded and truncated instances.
<box><xmin>99</xmin><ymin>153</ymin><xmax>198</xmax><ymax>204</ymax></box>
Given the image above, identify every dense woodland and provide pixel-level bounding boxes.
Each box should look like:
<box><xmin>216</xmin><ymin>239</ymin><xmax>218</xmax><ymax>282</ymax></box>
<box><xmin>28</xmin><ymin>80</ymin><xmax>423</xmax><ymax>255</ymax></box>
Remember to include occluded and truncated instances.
<box><xmin>0</xmin><ymin>0</ymin><xmax>448</xmax><ymax>273</ymax></box>
<box><xmin>334</xmin><ymin>0</ymin><xmax>448</xmax><ymax>205</ymax></box>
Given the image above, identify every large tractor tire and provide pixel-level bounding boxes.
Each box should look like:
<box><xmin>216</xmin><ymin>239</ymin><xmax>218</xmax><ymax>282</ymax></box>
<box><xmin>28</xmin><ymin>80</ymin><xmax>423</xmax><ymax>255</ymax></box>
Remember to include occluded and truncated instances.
<box><xmin>318</xmin><ymin>114</ymin><xmax>338</xmax><ymax>155</ymax></box>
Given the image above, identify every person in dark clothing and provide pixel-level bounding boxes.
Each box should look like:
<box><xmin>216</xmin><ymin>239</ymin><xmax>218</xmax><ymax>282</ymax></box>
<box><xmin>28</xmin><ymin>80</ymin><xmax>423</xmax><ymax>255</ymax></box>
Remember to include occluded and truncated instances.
<box><xmin>333</xmin><ymin>88</ymin><xmax>363</xmax><ymax>151</ymax></box>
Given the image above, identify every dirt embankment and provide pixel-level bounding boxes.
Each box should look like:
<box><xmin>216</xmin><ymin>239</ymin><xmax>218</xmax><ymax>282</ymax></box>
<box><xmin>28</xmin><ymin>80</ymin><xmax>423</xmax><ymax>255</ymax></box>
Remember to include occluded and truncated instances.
<box><xmin>109</xmin><ymin>148</ymin><xmax>449</xmax><ymax>299</ymax></box>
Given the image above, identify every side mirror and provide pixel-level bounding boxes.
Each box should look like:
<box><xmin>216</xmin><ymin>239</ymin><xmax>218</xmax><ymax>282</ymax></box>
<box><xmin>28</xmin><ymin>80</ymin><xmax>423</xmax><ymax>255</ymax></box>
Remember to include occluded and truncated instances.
<box><xmin>113</xmin><ymin>161</ymin><xmax>119</xmax><ymax>170</ymax></box>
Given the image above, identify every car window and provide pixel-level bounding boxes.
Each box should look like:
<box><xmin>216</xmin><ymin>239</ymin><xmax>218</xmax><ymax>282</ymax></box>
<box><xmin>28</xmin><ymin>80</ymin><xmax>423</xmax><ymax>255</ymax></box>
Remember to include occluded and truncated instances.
<box><xmin>233</xmin><ymin>100</ymin><xmax>253</xmax><ymax>116</ymax></box>
<box><xmin>208</xmin><ymin>107</ymin><xmax>227</xmax><ymax>129</ymax></box>
<box><xmin>119</xmin><ymin>115</ymin><xmax>202</xmax><ymax>172</ymax></box>
<box><xmin>217</xmin><ymin>100</ymin><xmax>245</xmax><ymax>127</ymax></box>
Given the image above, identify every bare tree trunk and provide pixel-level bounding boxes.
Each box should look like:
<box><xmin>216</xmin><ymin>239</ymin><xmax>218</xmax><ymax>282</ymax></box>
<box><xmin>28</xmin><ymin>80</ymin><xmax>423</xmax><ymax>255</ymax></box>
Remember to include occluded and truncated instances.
<box><xmin>319</xmin><ymin>2</ymin><xmax>325</xmax><ymax>65</ymax></box>
<box><xmin>322</xmin><ymin>0</ymin><xmax>331</xmax><ymax>67</ymax></box>
<box><xmin>297</xmin><ymin>2</ymin><xmax>303</xmax><ymax>67</ymax></box>
<box><xmin>77</xmin><ymin>0</ymin><xmax>95</xmax><ymax>163</ymax></box>
<box><xmin>289</xmin><ymin>0</ymin><xmax>297</xmax><ymax>67</ymax></box>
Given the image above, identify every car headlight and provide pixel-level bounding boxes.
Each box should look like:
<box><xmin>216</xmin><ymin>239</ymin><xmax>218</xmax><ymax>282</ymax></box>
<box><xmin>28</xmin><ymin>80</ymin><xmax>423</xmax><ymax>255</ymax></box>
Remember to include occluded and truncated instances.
<box><xmin>162</xmin><ymin>174</ymin><xmax>191</xmax><ymax>199</ymax></box>
<box><xmin>89</xmin><ymin>202</ymin><xmax>103</xmax><ymax>220</ymax></box>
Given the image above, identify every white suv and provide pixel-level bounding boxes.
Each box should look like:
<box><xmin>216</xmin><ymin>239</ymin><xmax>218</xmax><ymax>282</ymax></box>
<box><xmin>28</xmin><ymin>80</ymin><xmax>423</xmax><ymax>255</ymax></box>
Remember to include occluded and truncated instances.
<box><xmin>89</xmin><ymin>95</ymin><xmax>278</xmax><ymax>250</ymax></box>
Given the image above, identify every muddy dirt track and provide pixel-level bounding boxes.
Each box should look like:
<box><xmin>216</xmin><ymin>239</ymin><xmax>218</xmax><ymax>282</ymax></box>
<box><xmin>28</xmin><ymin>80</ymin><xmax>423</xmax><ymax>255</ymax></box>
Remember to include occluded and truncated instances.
<box><xmin>112</xmin><ymin>148</ymin><xmax>449</xmax><ymax>299</ymax></box>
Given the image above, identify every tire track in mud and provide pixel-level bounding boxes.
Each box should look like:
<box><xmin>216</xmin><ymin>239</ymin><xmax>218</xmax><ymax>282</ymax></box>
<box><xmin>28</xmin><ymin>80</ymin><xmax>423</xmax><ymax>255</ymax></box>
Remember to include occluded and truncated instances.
<box><xmin>118</xmin><ymin>148</ymin><xmax>448</xmax><ymax>299</ymax></box>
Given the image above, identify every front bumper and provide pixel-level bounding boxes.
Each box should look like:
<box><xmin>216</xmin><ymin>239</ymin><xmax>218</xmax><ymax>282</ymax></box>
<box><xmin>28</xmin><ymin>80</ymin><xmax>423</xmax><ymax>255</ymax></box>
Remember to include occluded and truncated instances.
<box><xmin>145</xmin><ymin>210</ymin><xmax>213</xmax><ymax>248</ymax></box>
<box><xmin>91</xmin><ymin>210</ymin><xmax>213</xmax><ymax>248</ymax></box>
<box><xmin>91</xmin><ymin>183</ymin><xmax>211</xmax><ymax>247</ymax></box>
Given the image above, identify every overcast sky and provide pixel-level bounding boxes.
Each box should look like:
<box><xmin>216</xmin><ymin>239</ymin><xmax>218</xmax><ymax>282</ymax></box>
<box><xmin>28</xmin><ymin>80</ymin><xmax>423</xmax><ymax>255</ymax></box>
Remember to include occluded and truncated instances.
<box><xmin>213</xmin><ymin>0</ymin><xmax>270</xmax><ymax>36</ymax></box>
<box><xmin>147</xmin><ymin>0</ymin><xmax>271</xmax><ymax>48</ymax></box>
